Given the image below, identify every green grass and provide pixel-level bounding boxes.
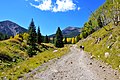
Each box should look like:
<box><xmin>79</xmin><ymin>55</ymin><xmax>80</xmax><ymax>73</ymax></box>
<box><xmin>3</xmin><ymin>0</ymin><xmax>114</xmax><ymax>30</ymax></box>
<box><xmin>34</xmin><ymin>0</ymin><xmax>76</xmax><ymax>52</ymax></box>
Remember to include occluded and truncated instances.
<box><xmin>77</xmin><ymin>23</ymin><xmax>120</xmax><ymax>70</ymax></box>
<box><xmin>0</xmin><ymin>46</ymin><xmax>69</xmax><ymax>80</ymax></box>
<box><xmin>0</xmin><ymin>38</ymin><xmax>69</xmax><ymax>80</ymax></box>
<box><xmin>0</xmin><ymin>39</ymin><xmax>28</xmax><ymax>72</ymax></box>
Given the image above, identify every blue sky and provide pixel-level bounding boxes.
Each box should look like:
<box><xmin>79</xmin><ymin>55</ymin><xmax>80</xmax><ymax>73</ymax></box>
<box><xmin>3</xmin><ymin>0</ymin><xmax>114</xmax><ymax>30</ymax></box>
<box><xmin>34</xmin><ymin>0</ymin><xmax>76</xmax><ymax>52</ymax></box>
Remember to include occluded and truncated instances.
<box><xmin>0</xmin><ymin>0</ymin><xmax>105</xmax><ymax>35</ymax></box>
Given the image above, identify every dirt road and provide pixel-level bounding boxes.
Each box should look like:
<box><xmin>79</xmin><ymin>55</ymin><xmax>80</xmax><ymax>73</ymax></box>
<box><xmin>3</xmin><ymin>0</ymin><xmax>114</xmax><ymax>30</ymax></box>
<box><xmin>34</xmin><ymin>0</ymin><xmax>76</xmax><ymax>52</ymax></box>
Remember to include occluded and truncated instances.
<box><xmin>24</xmin><ymin>45</ymin><xmax>120</xmax><ymax>80</ymax></box>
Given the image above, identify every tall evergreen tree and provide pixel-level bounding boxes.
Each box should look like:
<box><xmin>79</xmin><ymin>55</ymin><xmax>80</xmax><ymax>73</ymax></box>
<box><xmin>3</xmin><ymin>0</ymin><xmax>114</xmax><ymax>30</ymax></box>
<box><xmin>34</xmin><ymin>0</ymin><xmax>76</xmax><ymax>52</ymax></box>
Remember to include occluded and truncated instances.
<box><xmin>88</xmin><ymin>20</ymin><xmax>92</xmax><ymax>26</ymax></box>
<box><xmin>88</xmin><ymin>20</ymin><xmax>95</xmax><ymax>34</ymax></box>
<box><xmin>76</xmin><ymin>35</ymin><xmax>80</xmax><ymax>42</ymax></box>
<box><xmin>52</xmin><ymin>36</ymin><xmax>55</xmax><ymax>44</ymax></box>
<box><xmin>44</xmin><ymin>35</ymin><xmax>49</xmax><ymax>43</ymax></box>
<box><xmin>37</xmin><ymin>26</ymin><xmax>42</xmax><ymax>44</ymax></box>
<box><xmin>27</xmin><ymin>19</ymin><xmax>37</xmax><ymax>57</ymax></box>
<box><xmin>55</xmin><ymin>27</ymin><xmax>64</xmax><ymax>48</ymax></box>
<box><xmin>97</xmin><ymin>16</ymin><xmax>103</xmax><ymax>28</ymax></box>
<box><xmin>0</xmin><ymin>32</ymin><xmax>8</xmax><ymax>40</ymax></box>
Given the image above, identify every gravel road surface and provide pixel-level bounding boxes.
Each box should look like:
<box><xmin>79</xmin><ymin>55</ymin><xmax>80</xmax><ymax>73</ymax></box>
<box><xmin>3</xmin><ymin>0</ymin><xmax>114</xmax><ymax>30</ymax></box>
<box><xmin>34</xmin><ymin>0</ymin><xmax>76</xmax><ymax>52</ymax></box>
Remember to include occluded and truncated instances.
<box><xmin>22</xmin><ymin>45</ymin><xmax>120</xmax><ymax>80</ymax></box>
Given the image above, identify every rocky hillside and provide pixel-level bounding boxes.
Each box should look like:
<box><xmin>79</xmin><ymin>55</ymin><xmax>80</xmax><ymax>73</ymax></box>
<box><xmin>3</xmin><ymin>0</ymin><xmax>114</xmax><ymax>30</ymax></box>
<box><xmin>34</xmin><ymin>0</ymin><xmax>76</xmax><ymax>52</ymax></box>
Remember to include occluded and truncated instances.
<box><xmin>49</xmin><ymin>26</ymin><xmax>81</xmax><ymax>38</ymax></box>
<box><xmin>0</xmin><ymin>20</ymin><xmax>27</xmax><ymax>36</ymax></box>
<box><xmin>78</xmin><ymin>23</ymin><xmax>120</xmax><ymax>70</ymax></box>
<box><xmin>77</xmin><ymin>0</ymin><xmax>120</xmax><ymax>71</ymax></box>
<box><xmin>78</xmin><ymin>0</ymin><xmax>120</xmax><ymax>70</ymax></box>
<box><xmin>89</xmin><ymin>0</ymin><xmax>120</xmax><ymax>28</ymax></box>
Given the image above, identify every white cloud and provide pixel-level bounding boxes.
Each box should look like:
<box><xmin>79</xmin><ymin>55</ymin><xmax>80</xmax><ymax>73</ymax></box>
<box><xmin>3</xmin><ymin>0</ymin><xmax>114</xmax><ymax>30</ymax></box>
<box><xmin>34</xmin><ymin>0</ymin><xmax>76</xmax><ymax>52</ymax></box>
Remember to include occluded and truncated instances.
<box><xmin>53</xmin><ymin>0</ymin><xmax>76</xmax><ymax>12</ymax></box>
<box><xmin>34</xmin><ymin>0</ymin><xmax>40</xmax><ymax>2</ymax></box>
<box><xmin>35</xmin><ymin>0</ymin><xmax>39</xmax><ymax>2</ymax></box>
<box><xmin>30</xmin><ymin>0</ymin><xmax>52</xmax><ymax>11</ymax></box>
<box><xmin>30</xmin><ymin>0</ymin><xmax>80</xmax><ymax>12</ymax></box>
<box><xmin>77</xmin><ymin>7</ymin><xmax>80</xmax><ymax>11</ymax></box>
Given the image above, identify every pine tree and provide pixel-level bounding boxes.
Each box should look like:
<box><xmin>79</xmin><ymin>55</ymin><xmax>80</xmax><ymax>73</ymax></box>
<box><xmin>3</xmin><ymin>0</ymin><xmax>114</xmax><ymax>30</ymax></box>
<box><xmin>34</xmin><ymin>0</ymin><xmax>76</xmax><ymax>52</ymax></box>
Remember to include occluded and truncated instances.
<box><xmin>88</xmin><ymin>20</ymin><xmax>95</xmax><ymax>34</ymax></box>
<box><xmin>97</xmin><ymin>16</ymin><xmax>103</xmax><ymax>28</ymax></box>
<box><xmin>0</xmin><ymin>32</ymin><xmax>8</xmax><ymax>40</ymax></box>
<box><xmin>55</xmin><ymin>27</ymin><xmax>64</xmax><ymax>48</ymax></box>
<box><xmin>52</xmin><ymin>36</ymin><xmax>55</xmax><ymax>44</ymax></box>
<box><xmin>88</xmin><ymin>20</ymin><xmax>92</xmax><ymax>26</ymax></box>
<box><xmin>37</xmin><ymin>26</ymin><xmax>42</xmax><ymax>44</ymax></box>
<box><xmin>44</xmin><ymin>35</ymin><xmax>49</xmax><ymax>43</ymax></box>
<box><xmin>28</xmin><ymin>19</ymin><xmax>37</xmax><ymax>45</ymax></box>
<box><xmin>76</xmin><ymin>35</ymin><xmax>80</xmax><ymax>42</ymax></box>
<box><xmin>27</xmin><ymin>19</ymin><xmax>37</xmax><ymax>57</ymax></box>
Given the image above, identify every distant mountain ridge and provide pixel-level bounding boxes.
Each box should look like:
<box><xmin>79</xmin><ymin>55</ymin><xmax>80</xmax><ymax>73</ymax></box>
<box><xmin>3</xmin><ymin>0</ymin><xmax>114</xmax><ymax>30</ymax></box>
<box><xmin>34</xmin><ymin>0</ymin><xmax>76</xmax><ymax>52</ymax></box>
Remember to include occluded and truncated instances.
<box><xmin>49</xmin><ymin>26</ymin><xmax>81</xmax><ymax>38</ymax></box>
<box><xmin>0</xmin><ymin>20</ymin><xmax>27</xmax><ymax>36</ymax></box>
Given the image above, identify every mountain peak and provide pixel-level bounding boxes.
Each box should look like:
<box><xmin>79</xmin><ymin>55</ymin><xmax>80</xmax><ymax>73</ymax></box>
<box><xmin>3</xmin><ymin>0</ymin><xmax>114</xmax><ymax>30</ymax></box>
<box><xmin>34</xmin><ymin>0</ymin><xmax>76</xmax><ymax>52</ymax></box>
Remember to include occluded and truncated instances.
<box><xmin>49</xmin><ymin>26</ymin><xmax>81</xmax><ymax>38</ymax></box>
<box><xmin>0</xmin><ymin>20</ymin><xmax>27</xmax><ymax>36</ymax></box>
<box><xmin>1</xmin><ymin>20</ymin><xmax>14</xmax><ymax>23</ymax></box>
<box><xmin>63</xmin><ymin>26</ymin><xmax>80</xmax><ymax>31</ymax></box>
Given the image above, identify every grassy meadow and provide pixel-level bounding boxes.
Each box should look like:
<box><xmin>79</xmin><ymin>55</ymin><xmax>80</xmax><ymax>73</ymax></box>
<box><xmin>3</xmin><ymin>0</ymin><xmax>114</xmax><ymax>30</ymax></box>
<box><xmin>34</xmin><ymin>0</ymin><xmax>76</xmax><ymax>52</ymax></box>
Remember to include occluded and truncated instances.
<box><xmin>0</xmin><ymin>38</ymin><xmax>70</xmax><ymax>80</ymax></box>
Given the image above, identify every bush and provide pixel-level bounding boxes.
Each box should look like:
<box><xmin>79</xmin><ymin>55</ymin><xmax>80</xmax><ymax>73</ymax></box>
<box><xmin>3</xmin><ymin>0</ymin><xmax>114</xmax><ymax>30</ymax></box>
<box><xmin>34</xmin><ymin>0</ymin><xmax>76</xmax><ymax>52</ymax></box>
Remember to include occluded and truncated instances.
<box><xmin>14</xmin><ymin>34</ymin><xmax>23</xmax><ymax>42</ymax></box>
<box><xmin>21</xmin><ymin>42</ymin><xmax>27</xmax><ymax>49</ymax></box>
<box><xmin>27</xmin><ymin>46</ymin><xmax>36</xmax><ymax>57</ymax></box>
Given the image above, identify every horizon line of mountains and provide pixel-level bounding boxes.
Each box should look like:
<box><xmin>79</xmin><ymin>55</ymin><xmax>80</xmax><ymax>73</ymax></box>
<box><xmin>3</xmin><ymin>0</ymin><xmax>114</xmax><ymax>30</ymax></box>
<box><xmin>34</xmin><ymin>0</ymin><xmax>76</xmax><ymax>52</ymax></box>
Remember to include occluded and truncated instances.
<box><xmin>0</xmin><ymin>20</ymin><xmax>81</xmax><ymax>38</ymax></box>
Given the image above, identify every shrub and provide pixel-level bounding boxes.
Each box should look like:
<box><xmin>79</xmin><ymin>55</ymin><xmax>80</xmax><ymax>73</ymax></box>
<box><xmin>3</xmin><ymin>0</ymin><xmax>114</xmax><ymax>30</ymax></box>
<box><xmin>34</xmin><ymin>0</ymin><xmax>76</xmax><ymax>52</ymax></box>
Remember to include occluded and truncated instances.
<box><xmin>27</xmin><ymin>46</ymin><xmax>36</xmax><ymax>57</ymax></box>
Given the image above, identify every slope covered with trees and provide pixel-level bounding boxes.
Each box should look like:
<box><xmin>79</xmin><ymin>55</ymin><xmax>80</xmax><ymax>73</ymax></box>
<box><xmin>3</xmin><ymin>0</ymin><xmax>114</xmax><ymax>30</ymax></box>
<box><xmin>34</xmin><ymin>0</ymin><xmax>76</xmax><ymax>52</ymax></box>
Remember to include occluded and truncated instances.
<box><xmin>79</xmin><ymin>0</ymin><xmax>120</xmax><ymax>39</ymax></box>
<box><xmin>78</xmin><ymin>0</ymin><xmax>120</xmax><ymax>71</ymax></box>
<box><xmin>78</xmin><ymin>24</ymin><xmax>120</xmax><ymax>70</ymax></box>
<box><xmin>0</xmin><ymin>19</ymin><xmax>70</xmax><ymax>79</ymax></box>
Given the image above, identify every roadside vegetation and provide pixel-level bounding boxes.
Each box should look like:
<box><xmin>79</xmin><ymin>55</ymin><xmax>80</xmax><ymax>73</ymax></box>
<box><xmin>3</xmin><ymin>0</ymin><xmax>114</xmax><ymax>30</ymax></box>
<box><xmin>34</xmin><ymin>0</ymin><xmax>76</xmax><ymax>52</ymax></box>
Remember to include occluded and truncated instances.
<box><xmin>77</xmin><ymin>0</ymin><xmax>120</xmax><ymax>71</ymax></box>
<box><xmin>0</xmin><ymin>19</ymin><xmax>70</xmax><ymax>80</ymax></box>
<box><xmin>0</xmin><ymin>41</ymin><xmax>69</xmax><ymax>79</ymax></box>
<box><xmin>78</xmin><ymin>23</ymin><xmax>120</xmax><ymax>70</ymax></box>
<box><xmin>0</xmin><ymin>30</ymin><xmax>70</xmax><ymax>80</ymax></box>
